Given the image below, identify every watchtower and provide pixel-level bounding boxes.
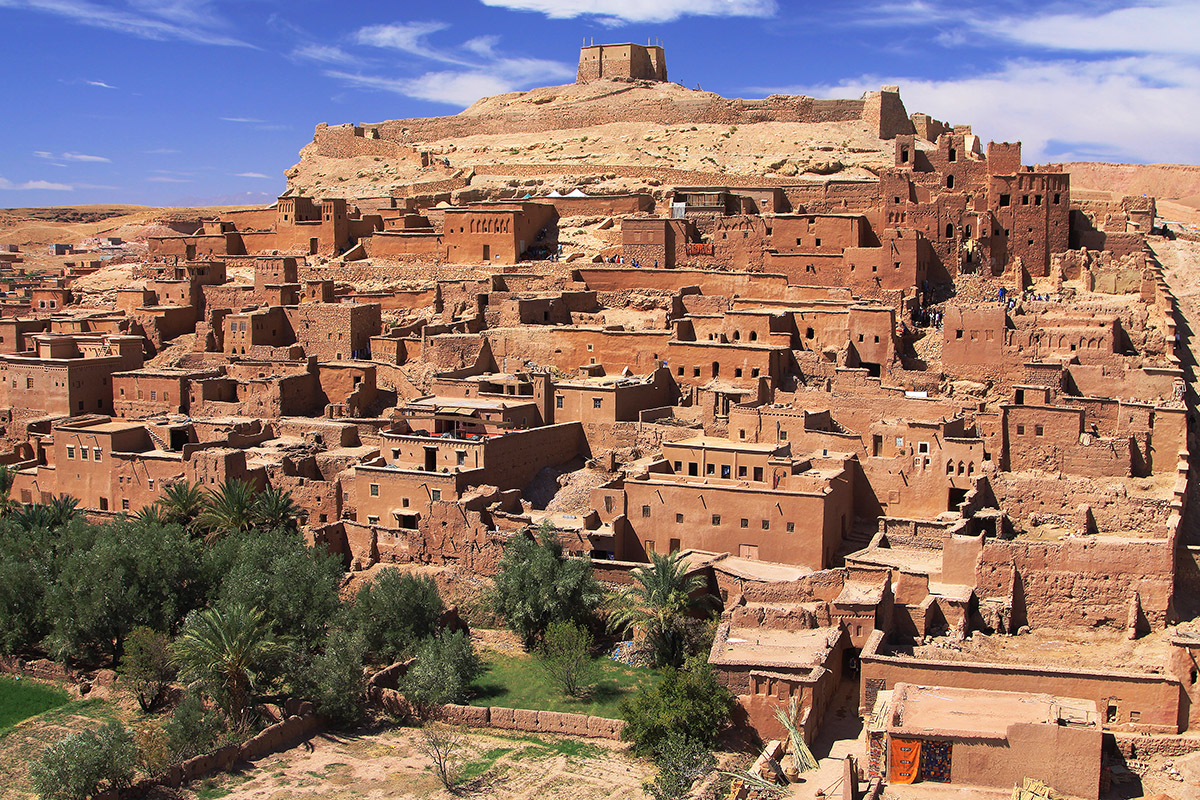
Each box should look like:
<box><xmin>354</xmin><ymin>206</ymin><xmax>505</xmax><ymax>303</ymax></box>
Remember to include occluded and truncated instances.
<box><xmin>577</xmin><ymin>43</ymin><xmax>667</xmax><ymax>83</ymax></box>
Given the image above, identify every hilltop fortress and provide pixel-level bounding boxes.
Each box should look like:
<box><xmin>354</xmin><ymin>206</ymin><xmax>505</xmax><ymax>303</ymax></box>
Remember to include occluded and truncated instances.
<box><xmin>2</xmin><ymin>43</ymin><xmax>1199</xmax><ymax>798</ymax></box>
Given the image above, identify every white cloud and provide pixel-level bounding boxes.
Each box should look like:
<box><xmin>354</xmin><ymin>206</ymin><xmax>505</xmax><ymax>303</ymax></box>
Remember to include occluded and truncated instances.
<box><xmin>353</xmin><ymin>21</ymin><xmax>470</xmax><ymax>65</ymax></box>
<box><xmin>34</xmin><ymin>150</ymin><xmax>110</xmax><ymax>163</ymax></box>
<box><xmin>984</xmin><ymin>1</ymin><xmax>1200</xmax><ymax>57</ymax></box>
<box><xmin>235</xmin><ymin>172</ymin><xmax>272</xmax><ymax>179</ymax></box>
<box><xmin>85</xmin><ymin>79</ymin><xmax>117</xmax><ymax>89</ymax></box>
<box><xmin>61</xmin><ymin>152</ymin><xmax>111</xmax><ymax>163</ymax></box>
<box><xmin>328</xmin><ymin>56</ymin><xmax>574</xmax><ymax>106</ymax></box>
<box><xmin>221</xmin><ymin>117</ymin><xmax>266</xmax><ymax>124</ymax></box>
<box><xmin>330</xmin><ymin>23</ymin><xmax>574</xmax><ymax>106</ymax></box>
<box><xmin>148</xmin><ymin>175</ymin><xmax>192</xmax><ymax>183</ymax></box>
<box><xmin>764</xmin><ymin>54</ymin><xmax>1200</xmax><ymax>165</ymax></box>
<box><xmin>0</xmin><ymin>176</ymin><xmax>73</xmax><ymax>191</ymax></box>
<box><xmin>292</xmin><ymin>43</ymin><xmax>360</xmax><ymax>67</ymax></box>
<box><xmin>479</xmin><ymin>0</ymin><xmax>776</xmax><ymax>23</ymax></box>
<box><xmin>0</xmin><ymin>0</ymin><xmax>251</xmax><ymax>46</ymax></box>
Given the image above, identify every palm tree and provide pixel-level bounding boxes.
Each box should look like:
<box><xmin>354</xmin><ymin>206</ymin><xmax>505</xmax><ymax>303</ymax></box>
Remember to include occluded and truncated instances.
<box><xmin>47</xmin><ymin>494</ymin><xmax>80</xmax><ymax>528</ymax></box>
<box><xmin>132</xmin><ymin>504</ymin><xmax>169</xmax><ymax>526</ymax></box>
<box><xmin>171</xmin><ymin>604</ymin><xmax>287</xmax><ymax>728</ymax></box>
<box><xmin>253</xmin><ymin>485</ymin><xmax>302</xmax><ymax>532</ymax></box>
<box><xmin>156</xmin><ymin>481</ymin><xmax>206</xmax><ymax>530</ymax></box>
<box><xmin>196</xmin><ymin>479</ymin><xmax>258</xmax><ymax>541</ymax></box>
<box><xmin>607</xmin><ymin>550</ymin><xmax>719</xmax><ymax>668</ymax></box>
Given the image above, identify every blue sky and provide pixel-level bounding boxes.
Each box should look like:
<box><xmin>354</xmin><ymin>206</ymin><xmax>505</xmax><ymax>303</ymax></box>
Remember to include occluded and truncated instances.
<box><xmin>1</xmin><ymin>0</ymin><xmax>1198</xmax><ymax>207</ymax></box>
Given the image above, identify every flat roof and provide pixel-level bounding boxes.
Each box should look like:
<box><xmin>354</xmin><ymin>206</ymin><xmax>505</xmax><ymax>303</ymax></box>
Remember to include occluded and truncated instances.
<box><xmin>666</xmin><ymin>435</ymin><xmax>782</xmax><ymax>453</ymax></box>
<box><xmin>889</xmin><ymin>683</ymin><xmax>1098</xmax><ymax>740</ymax></box>
<box><xmin>711</xmin><ymin>624</ymin><xmax>840</xmax><ymax>670</ymax></box>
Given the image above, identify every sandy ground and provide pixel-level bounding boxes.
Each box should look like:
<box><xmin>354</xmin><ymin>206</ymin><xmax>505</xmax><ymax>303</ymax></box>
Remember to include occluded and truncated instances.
<box><xmin>184</xmin><ymin>725</ymin><xmax>651</xmax><ymax>800</ymax></box>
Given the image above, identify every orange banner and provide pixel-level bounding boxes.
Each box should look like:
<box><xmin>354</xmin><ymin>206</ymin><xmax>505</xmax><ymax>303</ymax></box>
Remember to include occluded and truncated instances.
<box><xmin>889</xmin><ymin>737</ymin><xmax>922</xmax><ymax>784</ymax></box>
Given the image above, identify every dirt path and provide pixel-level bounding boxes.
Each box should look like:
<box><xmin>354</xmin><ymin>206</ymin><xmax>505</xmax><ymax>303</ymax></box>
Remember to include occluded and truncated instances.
<box><xmin>187</xmin><ymin>725</ymin><xmax>650</xmax><ymax>800</ymax></box>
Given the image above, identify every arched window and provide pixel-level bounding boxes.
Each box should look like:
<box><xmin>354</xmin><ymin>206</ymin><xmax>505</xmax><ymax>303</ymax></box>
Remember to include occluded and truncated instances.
<box><xmin>946</xmin><ymin>174</ymin><xmax>955</xmax><ymax>189</ymax></box>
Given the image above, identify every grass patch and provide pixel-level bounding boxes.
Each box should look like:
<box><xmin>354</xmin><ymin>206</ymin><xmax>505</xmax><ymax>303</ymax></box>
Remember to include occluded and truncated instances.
<box><xmin>468</xmin><ymin>651</ymin><xmax>659</xmax><ymax>718</ymax></box>
<box><xmin>458</xmin><ymin>746</ymin><xmax>514</xmax><ymax>783</ymax></box>
<box><xmin>0</xmin><ymin>677</ymin><xmax>70</xmax><ymax>732</ymax></box>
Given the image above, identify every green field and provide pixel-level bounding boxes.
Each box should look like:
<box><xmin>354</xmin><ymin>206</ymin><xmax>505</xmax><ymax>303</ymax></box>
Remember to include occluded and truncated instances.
<box><xmin>0</xmin><ymin>677</ymin><xmax>70</xmax><ymax>732</ymax></box>
<box><xmin>468</xmin><ymin>651</ymin><xmax>659</xmax><ymax>718</ymax></box>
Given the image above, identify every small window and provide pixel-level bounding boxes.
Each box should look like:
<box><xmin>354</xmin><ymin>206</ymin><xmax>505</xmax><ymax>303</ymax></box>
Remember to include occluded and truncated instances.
<box><xmin>1035</xmin><ymin>425</ymin><xmax>1044</xmax><ymax>436</ymax></box>
<box><xmin>122</xmin><ymin>499</ymin><xmax>130</xmax><ymax>510</ymax></box>
<box><xmin>81</xmin><ymin>447</ymin><xmax>88</xmax><ymax>461</ymax></box>
<box><xmin>676</xmin><ymin>513</ymin><xmax>684</xmax><ymax>523</ymax></box>
<box><xmin>761</xmin><ymin>519</ymin><xmax>769</xmax><ymax>530</ymax></box>
<box><xmin>555</xmin><ymin>396</ymin><xmax>563</xmax><ymax>409</ymax></box>
<box><xmin>592</xmin><ymin>398</ymin><xmax>602</xmax><ymax>409</ymax></box>
<box><xmin>706</xmin><ymin>463</ymin><xmax>715</xmax><ymax>475</ymax></box>
<box><xmin>956</xmin><ymin>329</ymin><xmax>964</xmax><ymax>339</ymax></box>
<box><xmin>66</xmin><ymin>445</ymin><xmax>75</xmax><ymax>459</ymax></box>
<box><xmin>1017</xmin><ymin>425</ymin><xmax>1026</xmax><ymax>435</ymax></box>
<box><xmin>712</xmin><ymin>514</ymin><xmax>721</xmax><ymax>525</ymax></box>
<box><xmin>431</xmin><ymin>489</ymin><xmax>442</xmax><ymax>501</ymax></box>
<box><xmin>999</xmin><ymin>194</ymin><xmax>1011</xmax><ymax>207</ymax></box>
<box><xmin>918</xmin><ymin>442</ymin><xmax>930</xmax><ymax>455</ymax></box>
<box><xmin>367</xmin><ymin>516</ymin><xmax>379</xmax><ymax>525</ymax></box>
<box><xmin>370</xmin><ymin>483</ymin><xmax>379</xmax><ymax>496</ymax></box>
<box><xmin>721</xmin><ymin>465</ymin><xmax>731</xmax><ymax>479</ymax></box>
<box><xmin>402</xmin><ymin>497</ymin><xmax>409</xmax><ymax>508</ymax></box>
<box><xmin>740</xmin><ymin>518</ymin><xmax>749</xmax><ymax>529</ymax></box>
<box><xmin>738</xmin><ymin>466</ymin><xmax>747</xmax><ymax>477</ymax></box>
<box><xmin>786</xmin><ymin>522</ymin><xmax>795</xmax><ymax>532</ymax></box>
<box><xmin>642</xmin><ymin>504</ymin><xmax>651</xmax><ymax>518</ymax></box>
<box><xmin>93</xmin><ymin>447</ymin><xmax>101</xmax><ymax>462</ymax></box>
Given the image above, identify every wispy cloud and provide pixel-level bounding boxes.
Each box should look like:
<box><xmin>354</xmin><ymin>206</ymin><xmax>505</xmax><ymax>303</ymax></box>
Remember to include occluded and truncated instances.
<box><xmin>0</xmin><ymin>175</ymin><xmax>73</xmax><ymax>191</ymax></box>
<box><xmin>147</xmin><ymin>175</ymin><xmax>192</xmax><ymax>183</ymax></box>
<box><xmin>478</xmin><ymin>0</ymin><xmax>777</xmax><ymax>23</ymax></box>
<box><xmin>85</xmin><ymin>79</ymin><xmax>117</xmax><ymax>89</ymax></box>
<box><xmin>291</xmin><ymin>43</ymin><xmax>360</xmax><ymax>67</ymax></box>
<box><xmin>352</xmin><ymin>21</ymin><xmax>470</xmax><ymax>65</ymax></box>
<box><xmin>145</xmin><ymin>147</ymin><xmax>181</xmax><ymax>154</ymax></box>
<box><xmin>34</xmin><ymin>150</ymin><xmax>111</xmax><ymax>163</ymax></box>
<box><xmin>235</xmin><ymin>172</ymin><xmax>272</xmax><ymax>179</ymax></box>
<box><xmin>327</xmin><ymin>23</ymin><xmax>574</xmax><ymax>106</ymax></box>
<box><xmin>220</xmin><ymin>117</ymin><xmax>266</xmax><ymax>124</ymax></box>
<box><xmin>0</xmin><ymin>0</ymin><xmax>252</xmax><ymax>47</ymax></box>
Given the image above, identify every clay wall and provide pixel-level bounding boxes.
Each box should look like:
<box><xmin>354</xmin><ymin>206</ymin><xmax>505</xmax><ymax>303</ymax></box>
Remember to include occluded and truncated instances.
<box><xmin>617</xmin><ymin>465</ymin><xmax>852</xmax><ymax>568</ymax></box>
<box><xmin>286</xmin><ymin>302</ymin><xmax>382</xmax><ymax>361</ymax></box>
<box><xmin>487</xmin><ymin>326</ymin><xmax>670</xmax><ymax>375</ymax></box>
<box><xmin>861</xmin><ymin>632</ymin><xmax>1181</xmax><ymax>733</ymax></box>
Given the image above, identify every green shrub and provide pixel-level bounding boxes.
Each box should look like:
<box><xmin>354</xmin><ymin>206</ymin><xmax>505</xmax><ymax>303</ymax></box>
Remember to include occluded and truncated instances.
<box><xmin>620</xmin><ymin>656</ymin><xmax>733</xmax><ymax>755</ymax></box>
<box><xmin>309</xmin><ymin>627</ymin><xmax>368</xmax><ymax>726</ymax></box>
<box><xmin>121</xmin><ymin>626</ymin><xmax>175</xmax><ymax>712</ymax></box>
<box><xmin>350</xmin><ymin>570</ymin><xmax>443</xmax><ymax>662</ymax></box>
<box><xmin>539</xmin><ymin>620</ymin><xmax>596</xmax><ymax>698</ymax></box>
<box><xmin>162</xmin><ymin>692</ymin><xmax>227</xmax><ymax>761</ymax></box>
<box><xmin>29</xmin><ymin>721</ymin><xmax>138</xmax><ymax>800</ymax></box>
<box><xmin>404</xmin><ymin>631</ymin><xmax>482</xmax><ymax>715</ymax></box>
<box><xmin>645</xmin><ymin>730</ymin><xmax>716</xmax><ymax>800</ymax></box>
<box><xmin>490</xmin><ymin>528</ymin><xmax>604</xmax><ymax>648</ymax></box>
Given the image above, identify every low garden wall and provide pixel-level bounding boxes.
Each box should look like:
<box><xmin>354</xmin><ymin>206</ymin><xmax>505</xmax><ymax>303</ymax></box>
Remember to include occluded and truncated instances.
<box><xmin>370</xmin><ymin>686</ymin><xmax>626</xmax><ymax>740</ymax></box>
<box><xmin>91</xmin><ymin>700</ymin><xmax>323</xmax><ymax>800</ymax></box>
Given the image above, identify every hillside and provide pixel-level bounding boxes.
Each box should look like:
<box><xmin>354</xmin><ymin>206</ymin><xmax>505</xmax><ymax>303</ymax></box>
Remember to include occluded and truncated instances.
<box><xmin>285</xmin><ymin>79</ymin><xmax>908</xmax><ymax>202</ymax></box>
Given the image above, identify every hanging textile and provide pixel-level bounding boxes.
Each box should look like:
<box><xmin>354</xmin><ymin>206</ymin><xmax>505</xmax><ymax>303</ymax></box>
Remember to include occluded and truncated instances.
<box><xmin>889</xmin><ymin>737</ymin><xmax>921</xmax><ymax>784</ymax></box>
<box><xmin>920</xmin><ymin>740</ymin><xmax>952</xmax><ymax>783</ymax></box>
